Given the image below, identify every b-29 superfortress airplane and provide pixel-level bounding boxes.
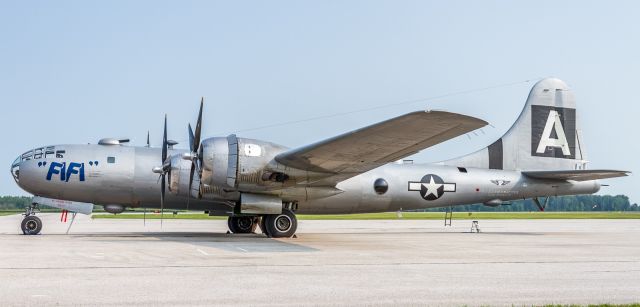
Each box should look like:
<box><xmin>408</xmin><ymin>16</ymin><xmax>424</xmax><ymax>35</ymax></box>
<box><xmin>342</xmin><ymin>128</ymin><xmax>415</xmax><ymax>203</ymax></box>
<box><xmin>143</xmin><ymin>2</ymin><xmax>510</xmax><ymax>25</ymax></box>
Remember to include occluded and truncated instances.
<box><xmin>10</xmin><ymin>78</ymin><xmax>629</xmax><ymax>237</ymax></box>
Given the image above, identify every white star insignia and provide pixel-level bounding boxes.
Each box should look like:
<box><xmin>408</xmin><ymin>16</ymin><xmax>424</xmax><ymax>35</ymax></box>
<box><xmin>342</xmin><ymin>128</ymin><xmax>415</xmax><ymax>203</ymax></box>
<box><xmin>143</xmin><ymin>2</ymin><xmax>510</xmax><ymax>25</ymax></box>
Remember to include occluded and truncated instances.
<box><xmin>408</xmin><ymin>174</ymin><xmax>456</xmax><ymax>201</ymax></box>
<box><xmin>422</xmin><ymin>176</ymin><xmax>442</xmax><ymax>198</ymax></box>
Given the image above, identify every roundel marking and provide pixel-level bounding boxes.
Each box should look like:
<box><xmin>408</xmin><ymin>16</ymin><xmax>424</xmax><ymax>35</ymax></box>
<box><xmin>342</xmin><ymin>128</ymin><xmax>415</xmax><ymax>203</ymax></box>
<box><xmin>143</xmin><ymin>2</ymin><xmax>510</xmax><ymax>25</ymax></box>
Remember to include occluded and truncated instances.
<box><xmin>408</xmin><ymin>174</ymin><xmax>456</xmax><ymax>201</ymax></box>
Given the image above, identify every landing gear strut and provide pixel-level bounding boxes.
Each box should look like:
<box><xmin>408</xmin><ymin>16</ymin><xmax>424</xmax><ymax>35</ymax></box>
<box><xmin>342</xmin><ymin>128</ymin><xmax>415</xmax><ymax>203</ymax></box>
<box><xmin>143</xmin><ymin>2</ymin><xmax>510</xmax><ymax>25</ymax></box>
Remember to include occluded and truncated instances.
<box><xmin>21</xmin><ymin>203</ymin><xmax>42</xmax><ymax>235</ymax></box>
<box><xmin>533</xmin><ymin>197</ymin><xmax>551</xmax><ymax>211</ymax></box>
<box><xmin>261</xmin><ymin>208</ymin><xmax>297</xmax><ymax>238</ymax></box>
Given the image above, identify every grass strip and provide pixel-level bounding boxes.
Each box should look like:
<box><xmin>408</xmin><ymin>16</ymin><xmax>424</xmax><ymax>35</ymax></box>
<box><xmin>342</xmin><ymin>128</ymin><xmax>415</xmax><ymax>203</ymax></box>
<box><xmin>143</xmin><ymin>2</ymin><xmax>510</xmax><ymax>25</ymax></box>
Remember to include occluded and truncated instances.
<box><xmin>91</xmin><ymin>211</ymin><xmax>640</xmax><ymax>220</ymax></box>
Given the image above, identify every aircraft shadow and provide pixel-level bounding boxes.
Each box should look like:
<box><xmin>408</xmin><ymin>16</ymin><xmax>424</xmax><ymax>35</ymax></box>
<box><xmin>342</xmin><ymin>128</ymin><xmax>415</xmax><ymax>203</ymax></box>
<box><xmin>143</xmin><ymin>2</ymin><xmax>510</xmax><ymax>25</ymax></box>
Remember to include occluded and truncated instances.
<box><xmin>62</xmin><ymin>232</ymin><xmax>319</xmax><ymax>253</ymax></box>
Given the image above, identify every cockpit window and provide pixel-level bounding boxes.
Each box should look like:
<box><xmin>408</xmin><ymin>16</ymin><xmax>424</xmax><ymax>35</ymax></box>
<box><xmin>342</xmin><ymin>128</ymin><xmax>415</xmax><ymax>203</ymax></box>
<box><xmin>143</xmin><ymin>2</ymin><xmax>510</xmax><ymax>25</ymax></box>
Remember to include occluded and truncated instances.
<box><xmin>33</xmin><ymin>146</ymin><xmax>56</xmax><ymax>159</ymax></box>
<box><xmin>45</xmin><ymin>146</ymin><xmax>55</xmax><ymax>158</ymax></box>
<box><xmin>11</xmin><ymin>157</ymin><xmax>20</xmax><ymax>183</ymax></box>
<box><xmin>19</xmin><ymin>146</ymin><xmax>63</xmax><ymax>162</ymax></box>
<box><xmin>34</xmin><ymin>148</ymin><xmax>43</xmax><ymax>159</ymax></box>
<box><xmin>21</xmin><ymin>150</ymin><xmax>33</xmax><ymax>161</ymax></box>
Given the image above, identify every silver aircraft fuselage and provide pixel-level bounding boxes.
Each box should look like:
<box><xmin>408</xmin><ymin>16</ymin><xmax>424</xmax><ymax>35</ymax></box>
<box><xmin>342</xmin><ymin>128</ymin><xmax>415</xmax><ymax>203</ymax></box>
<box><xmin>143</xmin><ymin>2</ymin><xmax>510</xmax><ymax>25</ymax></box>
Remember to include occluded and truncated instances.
<box><xmin>11</xmin><ymin>143</ymin><xmax>600</xmax><ymax>214</ymax></box>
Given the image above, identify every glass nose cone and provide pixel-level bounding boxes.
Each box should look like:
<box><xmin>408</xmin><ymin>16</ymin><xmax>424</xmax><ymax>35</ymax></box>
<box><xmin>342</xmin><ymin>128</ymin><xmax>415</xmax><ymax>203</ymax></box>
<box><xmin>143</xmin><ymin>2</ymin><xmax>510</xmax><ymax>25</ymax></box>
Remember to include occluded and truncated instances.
<box><xmin>11</xmin><ymin>156</ymin><xmax>20</xmax><ymax>183</ymax></box>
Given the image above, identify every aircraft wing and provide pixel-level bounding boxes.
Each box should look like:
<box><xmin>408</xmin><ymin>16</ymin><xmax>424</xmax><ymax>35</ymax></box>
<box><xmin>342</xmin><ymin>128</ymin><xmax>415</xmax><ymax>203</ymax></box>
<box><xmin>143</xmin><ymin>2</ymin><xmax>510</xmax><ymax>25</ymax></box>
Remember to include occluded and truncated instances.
<box><xmin>275</xmin><ymin>110</ymin><xmax>487</xmax><ymax>183</ymax></box>
<box><xmin>522</xmin><ymin>170</ymin><xmax>630</xmax><ymax>181</ymax></box>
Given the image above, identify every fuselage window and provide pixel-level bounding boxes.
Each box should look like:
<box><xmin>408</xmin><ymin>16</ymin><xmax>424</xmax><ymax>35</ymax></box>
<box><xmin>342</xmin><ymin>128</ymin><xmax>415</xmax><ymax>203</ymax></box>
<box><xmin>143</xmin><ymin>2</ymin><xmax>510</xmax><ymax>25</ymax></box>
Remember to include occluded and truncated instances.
<box><xmin>457</xmin><ymin>167</ymin><xmax>468</xmax><ymax>173</ymax></box>
<box><xmin>107</xmin><ymin>157</ymin><xmax>116</xmax><ymax>163</ymax></box>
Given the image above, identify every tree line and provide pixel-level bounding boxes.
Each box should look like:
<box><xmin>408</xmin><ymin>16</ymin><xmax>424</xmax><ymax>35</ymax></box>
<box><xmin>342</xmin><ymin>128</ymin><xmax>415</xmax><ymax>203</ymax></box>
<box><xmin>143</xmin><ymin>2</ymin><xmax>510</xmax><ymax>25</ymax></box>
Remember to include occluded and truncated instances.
<box><xmin>0</xmin><ymin>194</ymin><xmax>637</xmax><ymax>212</ymax></box>
<box><xmin>424</xmin><ymin>194</ymin><xmax>638</xmax><ymax>212</ymax></box>
<box><xmin>0</xmin><ymin>196</ymin><xmax>32</xmax><ymax>210</ymax></box>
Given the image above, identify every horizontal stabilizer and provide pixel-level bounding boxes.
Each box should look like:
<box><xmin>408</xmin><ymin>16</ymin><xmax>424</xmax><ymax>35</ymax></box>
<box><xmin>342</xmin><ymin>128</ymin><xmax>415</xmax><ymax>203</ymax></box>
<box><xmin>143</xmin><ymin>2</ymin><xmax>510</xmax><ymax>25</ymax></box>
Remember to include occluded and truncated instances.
<box><xmin>522</xmin><ymin>170</ymin><xmax>630</xmax><ymax>181</ymax></box>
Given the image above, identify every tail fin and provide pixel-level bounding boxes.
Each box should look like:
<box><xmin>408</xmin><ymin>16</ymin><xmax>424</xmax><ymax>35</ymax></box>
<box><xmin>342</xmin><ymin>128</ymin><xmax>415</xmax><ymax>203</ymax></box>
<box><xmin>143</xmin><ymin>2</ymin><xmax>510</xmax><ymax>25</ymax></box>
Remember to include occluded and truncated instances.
<box><xmin>442</xmin><ymin>77</ymin><xmax>587</xmax><ymax>171</ymax></box>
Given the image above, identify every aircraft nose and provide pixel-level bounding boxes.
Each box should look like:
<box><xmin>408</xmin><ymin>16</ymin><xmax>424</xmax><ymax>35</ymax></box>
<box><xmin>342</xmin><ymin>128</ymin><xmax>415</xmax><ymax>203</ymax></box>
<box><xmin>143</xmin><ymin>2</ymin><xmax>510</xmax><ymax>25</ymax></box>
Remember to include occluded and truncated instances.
<box><xmin>10</xmin><ymin>156</ymin><xmax>20</xmax><ymax>183</ymax></box>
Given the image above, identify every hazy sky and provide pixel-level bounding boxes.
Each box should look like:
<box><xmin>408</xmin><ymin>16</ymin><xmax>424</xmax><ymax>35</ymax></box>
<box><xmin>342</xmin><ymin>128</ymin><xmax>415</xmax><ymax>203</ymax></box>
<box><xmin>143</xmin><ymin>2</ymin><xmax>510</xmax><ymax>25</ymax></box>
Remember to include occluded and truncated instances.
<box><xmin>0</xmin><ymin>1</ymin><xmax>637</xmax><ymax>203</ymax></box>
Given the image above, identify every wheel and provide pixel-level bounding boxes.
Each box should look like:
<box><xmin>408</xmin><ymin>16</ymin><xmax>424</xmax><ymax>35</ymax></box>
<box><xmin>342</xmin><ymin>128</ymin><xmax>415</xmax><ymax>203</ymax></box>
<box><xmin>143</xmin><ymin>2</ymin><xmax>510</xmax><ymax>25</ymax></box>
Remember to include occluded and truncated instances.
<box><xmin>21</xmin><ymin>216</ymin><xmax>42</xmax><ymax>235</ymax></box>
<box><xmin>227</xmin><ymin>216</ymin><xmax>258</xmax><ymax>234</ymax></box>
<box><xmin>263</xmin><ymin>208</ymin><xmax>297</xmax><ymax>238</ymax></box>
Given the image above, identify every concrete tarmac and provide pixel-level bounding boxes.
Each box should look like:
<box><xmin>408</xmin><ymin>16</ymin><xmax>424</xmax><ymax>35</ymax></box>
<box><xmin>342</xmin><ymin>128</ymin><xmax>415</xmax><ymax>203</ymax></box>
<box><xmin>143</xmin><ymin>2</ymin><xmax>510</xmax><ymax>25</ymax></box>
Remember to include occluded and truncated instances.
<box><xmin>0</xmin><ymin>213</ymin><xmax>638</xmax><ymax>306</ymax></box>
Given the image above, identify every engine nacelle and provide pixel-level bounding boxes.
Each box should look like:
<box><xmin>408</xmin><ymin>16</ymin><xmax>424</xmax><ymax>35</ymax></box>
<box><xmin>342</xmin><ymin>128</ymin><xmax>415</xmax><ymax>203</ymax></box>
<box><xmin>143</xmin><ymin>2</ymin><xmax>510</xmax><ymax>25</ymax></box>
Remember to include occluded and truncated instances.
<box><xmin>200</xmin><ymin>137</ymin><xmax>231</xmax><ymax>188</ymax></box>
<box><xmin>200</xmin><ymin>136</ymin><xmax>288</xmax><ymax>190</ymax></box>
<box><xmin>168</xmin><ymin>154</ymin><xmax>199</xmax><ymax>198</ymax></box>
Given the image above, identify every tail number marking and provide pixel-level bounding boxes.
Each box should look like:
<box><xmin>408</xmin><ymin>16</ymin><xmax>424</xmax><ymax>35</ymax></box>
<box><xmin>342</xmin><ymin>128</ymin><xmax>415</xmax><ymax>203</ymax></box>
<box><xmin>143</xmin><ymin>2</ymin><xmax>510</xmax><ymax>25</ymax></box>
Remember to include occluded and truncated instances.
<box><xmin>536</xmin><ymin>110</ymin><xmax>571</xmax><ymax>156</ymax></box>
<box><xmin>531</xmin><ymin>105</ymin><xmax>576</xmax><ymax>159</ymax></box>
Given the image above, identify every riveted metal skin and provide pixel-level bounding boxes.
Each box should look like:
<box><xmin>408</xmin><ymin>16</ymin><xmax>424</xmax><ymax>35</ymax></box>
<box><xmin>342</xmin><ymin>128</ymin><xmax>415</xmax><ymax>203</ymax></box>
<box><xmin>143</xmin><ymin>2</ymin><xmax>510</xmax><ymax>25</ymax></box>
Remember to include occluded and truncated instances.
<box><xmin>14</xmin><ymin>142</ymin><xmax>602</xmax><ymax>215</ymax></box>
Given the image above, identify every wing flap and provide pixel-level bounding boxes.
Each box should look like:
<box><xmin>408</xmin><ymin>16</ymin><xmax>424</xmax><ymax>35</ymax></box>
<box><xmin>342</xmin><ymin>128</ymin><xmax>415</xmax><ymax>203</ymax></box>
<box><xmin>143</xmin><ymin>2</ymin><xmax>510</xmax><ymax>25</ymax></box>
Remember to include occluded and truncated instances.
<box><xmin>522</xmin><ymin>170</ymin><xmax>630</xmax><ymax>181</ymax></box>
<box><xmin>275</xmin><ymin>110</ymin><xmax>487</xmax><ymax>175</ymax></box>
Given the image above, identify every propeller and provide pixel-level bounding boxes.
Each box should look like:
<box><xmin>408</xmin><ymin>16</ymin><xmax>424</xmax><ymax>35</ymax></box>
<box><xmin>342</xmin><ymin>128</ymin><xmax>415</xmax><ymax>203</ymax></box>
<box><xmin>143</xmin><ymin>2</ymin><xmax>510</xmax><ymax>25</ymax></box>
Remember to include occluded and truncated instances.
<box><xmin>160</xmin><ymin>115</ymin><xmax>168</xmax><ymax>227</ymax></box>
<box><xmin>152</xmin><ymin>100</ymin><xmax>203</xmax><ymax>219</ymax></box>
<box><xmin>185</xmin><ymin>98</ymin><xmax>204</xmax><ymax>210</ymax></box>
<box><xmin>152</xmin><ymin>115</ymin><xmax>170</xmax><ymax>228</ymax></box>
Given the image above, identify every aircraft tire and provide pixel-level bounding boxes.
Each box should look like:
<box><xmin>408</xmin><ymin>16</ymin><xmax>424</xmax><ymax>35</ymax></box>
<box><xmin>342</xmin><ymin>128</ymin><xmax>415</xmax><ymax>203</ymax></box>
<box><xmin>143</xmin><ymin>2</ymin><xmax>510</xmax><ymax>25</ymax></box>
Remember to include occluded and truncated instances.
<box><xmin>227</xmin><ymin>216</ymin><xmax>257</xmax><ymax>234</ymax></box>
<box><xmin>263</xmin><ymin>209</ymin><xmax>297</xmax><ymax>238</ymax></box>
<box><xmin>21</xmin><ymin>216</ymin><xmax>42</xmax><ymax>235</ymax></box>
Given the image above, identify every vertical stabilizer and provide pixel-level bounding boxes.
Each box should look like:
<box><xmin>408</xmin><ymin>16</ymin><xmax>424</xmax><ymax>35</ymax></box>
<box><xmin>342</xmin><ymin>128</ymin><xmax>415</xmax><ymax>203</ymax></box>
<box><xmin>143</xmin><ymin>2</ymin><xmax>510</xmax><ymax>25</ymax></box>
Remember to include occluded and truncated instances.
<box><xmin>441</xmin><ymin>78</ymin><xmax>587</xmax><ymax>171</ymax></box>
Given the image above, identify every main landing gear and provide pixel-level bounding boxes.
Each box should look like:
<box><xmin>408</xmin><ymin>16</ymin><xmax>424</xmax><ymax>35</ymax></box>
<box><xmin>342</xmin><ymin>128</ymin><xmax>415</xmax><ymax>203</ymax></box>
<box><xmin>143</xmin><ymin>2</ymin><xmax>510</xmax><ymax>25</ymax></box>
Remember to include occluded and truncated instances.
<box><xmin>227</xmin><ymin>216</ymin><xmax>259</xmax><ymax>234</ymax></box>
<box><xmin>226</xmin><ymin>208</ymin><xmax>298</xmax><ymax>238</ymax></box>
<box><xmin>21</xmin><ymin>203</ymin><xmax>42</xmax><ymax>235</ymax></box>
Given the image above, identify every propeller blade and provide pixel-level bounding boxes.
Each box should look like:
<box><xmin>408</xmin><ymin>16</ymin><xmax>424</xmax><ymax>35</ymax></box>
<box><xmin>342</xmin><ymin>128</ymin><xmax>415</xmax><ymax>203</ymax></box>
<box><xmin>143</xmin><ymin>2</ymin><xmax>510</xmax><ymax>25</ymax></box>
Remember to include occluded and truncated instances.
<box><xmin>187</xmin><ymin>163</ymin><xmax>195</xmax><ymax>210</ymax></box>
<box><xmin>196</xmin><ymin>148</ymin><xmax>203</xmax><ymax>174</ymax></box>
<box><xmin>160</xmin><ymin>173</ymin><xmax>165</xmax><ymax>229</ymax></box>
<box><xmin>188</xmin><ymin>123</ymin><xmax>195</xmax><ymax>153</ymax></box>
<box><xmin>193</xmin><ymin>98</ymin><xmax>203</xmax><ymax>153</ymax></box>
<box><xmin>162</xmin><ymin>114</ymin><xmax>168</xmax><ymax>163</ymax></box>
<box><xmin>159</xmin><ymin>115</ymin><xmax>168</xmax><ymax>229</ymax></box>
<box><xmin>146</xmin><ymin>131</ymin><xmax>150</xmax><ymax>147</ymax></box>
<box><xmin>186</xmin><ymin>99</ymin><xmax>204</xmax><ymax>202</ymax></box>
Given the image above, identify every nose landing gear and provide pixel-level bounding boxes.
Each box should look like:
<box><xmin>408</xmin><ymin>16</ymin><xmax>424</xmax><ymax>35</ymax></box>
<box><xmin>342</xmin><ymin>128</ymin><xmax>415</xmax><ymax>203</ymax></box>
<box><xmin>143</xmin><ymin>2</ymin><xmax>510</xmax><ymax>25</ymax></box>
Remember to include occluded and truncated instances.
<box><xmin>21</xmin><ymin>203</ymin><xmax>42</xmax><ymax>235</ymax></box>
